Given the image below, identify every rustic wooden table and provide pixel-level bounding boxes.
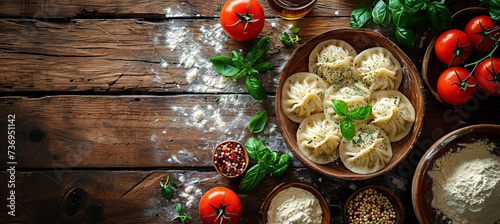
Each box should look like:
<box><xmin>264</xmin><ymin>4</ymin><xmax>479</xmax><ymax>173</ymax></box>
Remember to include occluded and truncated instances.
<box><xmin>1</xmin><ymin>0</ymin><xmax>498</xmax><ymax>223</ymax></box>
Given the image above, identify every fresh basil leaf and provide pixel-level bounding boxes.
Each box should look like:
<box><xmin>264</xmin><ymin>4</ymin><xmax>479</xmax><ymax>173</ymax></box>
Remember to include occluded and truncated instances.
<box><xmin>427</xmin><ymin>2</ymin><xmax>451</xmax><ymax>32</ymax></box>
<box><xmin>260</xmin><ymin>151</ymin><xmax>278</xmax><ymax>168</ymax></box>
<box><xmin>234</xmin><ymin>68</ymin><xmax>248</xmax><ymax>79</ymax></box>
<box><xmin>408</xmin><ymin>10</ymin><xmax>428</xmax><ymax>28</ymax></box>
<box><xmin>248</xmin><ymin>110</ymin><xmax>268</xmax><ymax>133</ymax></box>
<box><xmin>490</xmin><ymin>6</ymin><xmax>500</xmax><ymax>23</ymax></box>
<box><xmin>395</xmin><ymin>27</ymin><xmax>416</xmax><ymax>46</ymax></box>
<box><xmin>350</xmin><ymin>6</ymin><xmax>373</xmax><ymax>28</ymax></box>
<box><xmin>247</xmin><ymin>36</ymin><xmax>270</xmax><ymax>64</ymax></box>
<box><xmin>210</xmin><ymin>56</ymin><xmax>240</xmax><ymax>77</ymax></box>
<box><xmin>372</xmin><ymin>0</ymin><xmax>392</xmax><ymax>28</ymax></box>
<box><xmin>387</xmin><ymin>0</ymin><xmax>404</xmax><ymax>11</ymax></box>
<box><xmin>405</xmin><ymin>0</ymin><xmax>422</xmax><ymax>8</ymax></box>
<box><xmin>170</xmin><ymin>182</ymin><xmax>179</xmax><ymax>188</ymax></box>
<box><xmin>484</xmin><ymin>0</ymin><xmax>500</xmax><ymax>8</ymax></box>
<box><xmin>270</xmin><ymin>153</ymin><xmax>291</xmax><ymax>177</ymax></box>
<box><xmin>340</xmin><ymin>117</ymin><xmax>355</xmax><ymax>141</ymax></box>
<box><xmin>256</xmin><ymin>147</ymin><xmax>272</xmax><ymax>163</ymax></box>
<box><xmin>292</xmin><ymin>27</ymin><xmax>300</xmax><ymax>33</ymax></box>
<box><xmin>392</xmin><ymin>8</ymin><xmax>410</xmax><ymax>28</ymax></box>
<box><xmin>245</xmin><ymin>76</ymin><xmax>268</xmax><ymax>100</ymax></box>
<box><xmin>231</xmin><ymin>51</ymin><xmax>245</xmax><ymax>68</ymax></box>
<box><xmin>239</xmin><ymin>164</ymin><xmax>266</xmax><ymax>191</ymax></box>
<box><xmin>253</xmin><ymin>61</ymin><xmax>275</xmax><ymax>73</ymax></box>
<box><xmin>245</xmin><ymin>138</ymin><xmax>266</xmax><ymax>160</ymax></box>
<box><xmin>175</xmin><ymin>203</ymin><xmax>182</xmax><ymax>213</ymax></box>
<box><xmin>161</xmin><ymin>187</ymin><xmax>172</xmax><ymax>199</ymax></box>
<box><xmin>331</xmin><ymin>99</ymin><xmax>349</xmax><ymax>117</ymax></box>
<box><xmin>350</xmin><ymin>105</ymin><xmax>372</xmax><ymax>120</ymax></box>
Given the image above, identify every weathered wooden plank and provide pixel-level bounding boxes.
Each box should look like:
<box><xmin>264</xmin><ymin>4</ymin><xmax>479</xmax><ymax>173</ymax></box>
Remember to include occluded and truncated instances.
<box><xmin>0</xmin><ymin>0</ymin><xmax>372</xmax><ymax>19</ymax></box>
<box><xmin>1</xmin><ymin>94</ymin><xmax>499</xmax><ymax>170</ymax></box>
<box><xmin>0</xmin><ymin>169</ymin><xmax>419</xmax><ymax>223</ymax></box>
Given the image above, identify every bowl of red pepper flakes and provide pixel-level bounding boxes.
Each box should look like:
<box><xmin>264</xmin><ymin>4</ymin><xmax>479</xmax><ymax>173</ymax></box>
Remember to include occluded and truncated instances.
<box><xmin>213</xmin><ymin>140</ymin><xmax>249</xmax><ymax>178</ymax></box>
<box><xmin>344</xmin><ymin>185</ymin><xmax>404</xmax><ymax>224</ymax></box>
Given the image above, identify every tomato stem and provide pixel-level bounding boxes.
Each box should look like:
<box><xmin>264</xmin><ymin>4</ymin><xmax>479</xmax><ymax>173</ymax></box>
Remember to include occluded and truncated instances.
<box><xmin>471</xmin><ymin>22</ymin><xmax>500</xmax><ymax>47</ymax></box>
<box><xmin>203</xmin><ymin>193</ymin><xmax>237</xmax><ymax>224</ymax></box>
<box><xmin>451</xmin><ymin>69</ymin><xmax>476</xmax><ymax>92</ymax></box>
<box><xmin>227</xmin><ymin>0</ymin><xmax>259</xmax><ymax>31</ymax></box>
<box><xmin>449</xmin><ymin>36</ymin><xmax>471</xmax><ymax>66</ymax></box>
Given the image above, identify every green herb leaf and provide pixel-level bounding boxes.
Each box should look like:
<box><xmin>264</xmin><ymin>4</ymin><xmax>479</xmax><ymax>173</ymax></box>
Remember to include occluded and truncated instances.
<box><xmin>392</xmin><ymin>8</ymin><xmax>410</xmax><ymax>28</ymax></box>
<box><xmin>292</xmin><ymin>27</ymin><xmax>300</xmax><ymax>33</ymax></box>
<box><xmin>248</xmin><ymin>109</ymin><xmax>268</xmax><ymax>133</ymax></box>
<box><xmin>215</xmin><ymin>97</ymin><xmax>220</xmax><ymax>104</ymax></box>
<box><xmin>161</xmin><ymin>187</ymin><xmax>172</xmax><ymax>199</ymax></box>
<box><xmin>170</xmin><ymin>182</ymin><xmax>179</xmax><ymax>189</ymax></box>
<box><xmin>408</xmin><ymin>10</ymin><xmax>428</xmax><ymax>28</ymax></box>
<box><xmin>372</xmin><ymin>0</ymin><xmax>392</xmax><ymax>28</ymax></box>
<box><xmin>176</xmin><ymin>203</ymin><xmax>182</xmax><ymax>213</ymax></box>
<box><xmin>235</xmin><ymin>94</ymin><xmax>238</xmax><ymax>100</ymax></box>
<box><xmin>260</xmin><ymin>151</ymin><xmax>278</xmax><ymax>166</ymax></box>
<box><xmin>239</xmin><ymin>164</ymin><xmax>266</xmax><ymax>191</ymax></box>
<box><xmin>279</xmin><ymin>32</ymin><xmax>301</xmax><ymax>48</ymax></box>
<box><xmin>395</xmin><ymin>27</ymin><xmax>416</xmax><ymax>46</ymax></box>
<box><xmin>350</xmin><ymin>105</ymin><xmax>372</xmax><ymax>120</ymax></box>
<box><xmin>216</xmin><ymin>5</ymin><xmax>222</xmax><ymax>11</ymax></box>
<box><xmin>245</xmin><ymin>75</ymin><xmax>268</xmax><ymax>100</ymax></box>
<box><xmin>231</xmin><ymin>51</ymin><xmax>246</xmax><ymax>68</ymax></box>
<box><xmin>253</xmin><ymin>61</ymin><xmax>275</xmax><ymax>73</ymax></box>
<box><xmin>387</xmin><ymin>0</ymin><xmax>404</xmax><ymax>11</ymax></box>
<box><xmin>331</xmin><ymin>99</ymin><xmax>349</xmax><ymax>117</ymax></box>
<box><xmin>245</xmin><ymin>138</ymin><xmax>267</xmax><ymax>160</ymax></box>
<box><xmin>490</xmin><ymin>6</ymin><xmax>500</xmax><ymax>23</ymax></box>
<box><xmin>340</xmin><ymin>117</ymin><xmax>355</xmax><ymax>141</ymax></box>
<box><xmin>210</xmin><ymin>56</ymin><xmax>240</xmax><ymax>77</ymax></box>
<box><xmin>270</xmin><ymin>154</ymin><xmax>291</xmax><ymax>177</ymax></box>
<box><xmin>234</xmin><ymin>67</ymin><xmax>249</xmax><ymax>79</ymax></box>
<box><xmin>427</xmin><ymin>2</ymin><xmax>451</xmax><ymax>32</ymax></box>
<box><xmin>256</xmin><ymin>147</ymin><xmax>272</xmax><ymax>162</ymax></box>
<box><xmin>350</xmin><ymin>6</ymin><xmax>373</xmax><ymax>28</ymax></box>
<box><xmin>247</xmin><ymin>36</ymin><xmax>270</xmax><ymax>64</ymax></box>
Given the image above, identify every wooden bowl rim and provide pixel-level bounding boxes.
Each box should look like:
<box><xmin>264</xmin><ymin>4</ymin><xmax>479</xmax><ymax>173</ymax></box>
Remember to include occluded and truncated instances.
<box><xmin>275</xmin><ymin>28</ymin><xmax>425</xmax><ymax>180</ymax></box>
<box><xmin>411</xmin><ymin>124</ymin><xmax>500</xmax><ymax>223</ymax></box>
<box><xmin>343</xmin><ymin>185</ymin><xmax>405</xmax><ymax>224</ymax></box>
<box><xmin>212</xmin><ymin>140</ymin><xmax>249</xmax><ymax>178</ymax></box>
<box><xmin>259</xmin><ymin>182</ymin><xmax>331</xmax><ymax>224</ymax></box>
<box><xmin>421</xmin><ymin>7</ymin><xmax>490</xmax><ymax>107</ymax></box>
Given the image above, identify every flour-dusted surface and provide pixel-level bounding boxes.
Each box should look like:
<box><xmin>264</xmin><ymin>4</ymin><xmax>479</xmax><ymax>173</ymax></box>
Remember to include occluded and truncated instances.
<box><xmin>267</xmin><ymin>187</ymin><xmax>323</xmax><ymax>224</ymax></box>
<box><xmin>429</xmin><ymin>140</ymin><xmax>500</xmax><ymax>224</ymax></box>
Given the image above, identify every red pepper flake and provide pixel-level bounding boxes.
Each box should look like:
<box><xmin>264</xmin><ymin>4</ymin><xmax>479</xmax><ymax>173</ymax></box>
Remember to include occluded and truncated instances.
<box><xmin>214</xmin><ymin>142</ymin><xmax>246</xmax><ymax>177</ymax></box>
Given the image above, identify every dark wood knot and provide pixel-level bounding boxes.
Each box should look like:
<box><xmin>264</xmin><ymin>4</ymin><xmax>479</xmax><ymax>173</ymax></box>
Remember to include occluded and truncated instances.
<box><xmin>29</xmin><ymin>129</ymin><xmax>45</xmax><ymax>142</ymax></box>
<box><xmin>62</xmin><ymin>187</ymin><xmax>88</xmax><ymax>217</ymax></box>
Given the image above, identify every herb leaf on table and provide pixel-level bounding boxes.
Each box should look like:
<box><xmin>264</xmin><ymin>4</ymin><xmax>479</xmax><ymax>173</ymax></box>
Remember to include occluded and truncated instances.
<box><xmin>248</xmin><ymin>109</ymin><xmax>267</xmax><ymax>133</ymax></box>
<box><xmin>210</xmin><ymin>37</ymin><xmax>274</xmax><ymax>100</ymax></box>
<box><xmin>279</xmin><ymin>32</ymin><xmax>301</xmax><ymax>48</ymax></box>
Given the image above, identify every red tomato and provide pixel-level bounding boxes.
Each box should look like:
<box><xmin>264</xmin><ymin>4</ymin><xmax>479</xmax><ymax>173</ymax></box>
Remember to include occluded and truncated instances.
<box><xmin>435</xmin><ymin>29</ymin><xmax>472</xmax><ymax>66</ymax></box>
<box><xmin>474</xmin><ymin>57</ymin><xmax>500</xmax><ymax>96</ymax></box>
<box><xmin>220</xmin><ymin>0</ymin><xmax>265</xmax><ymax>41</ymax></box>
<box><xmin>199</xmin><ymin>187</ymin><xmax>241</xmax><ymax>224</ymax></box>
<box><xmin>437</xmin><ymin>67</ymin><xmax>476</xmax><ymax>105</ymax></box>
<box><xmin>464</xmin><ymin>15</ymin><xmax>499</xmax><ymax>54</ymax></box>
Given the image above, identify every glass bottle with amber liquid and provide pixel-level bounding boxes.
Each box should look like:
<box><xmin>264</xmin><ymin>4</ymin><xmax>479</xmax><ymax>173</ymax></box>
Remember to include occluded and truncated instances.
<box><xmin>267</xmin><ymin>0</ymin><xmax>316</xmax><ymax>20</ymax></box>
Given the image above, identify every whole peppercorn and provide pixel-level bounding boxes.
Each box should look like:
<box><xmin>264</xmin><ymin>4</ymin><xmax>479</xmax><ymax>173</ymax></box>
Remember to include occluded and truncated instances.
<box><xmin>214</xmin><ymin>142</ymin><xmax>247</xmax><ymax>177</ymax></box>
<box><xmin>346</xmin><ymin>189</ymin><xmax>397</xmax><ymax>224</ymax></box>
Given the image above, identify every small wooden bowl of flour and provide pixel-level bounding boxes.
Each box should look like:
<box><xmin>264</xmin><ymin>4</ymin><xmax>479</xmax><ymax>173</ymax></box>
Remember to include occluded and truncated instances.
<box><xmin>412</xmin><ymin>124</ymin><xmax>500</xmax><ymax>224</ymax></box>
<box><xmin>259</xmin><ymin>182</ymin><xmax>330</xmax><ymax>224</ymax></box>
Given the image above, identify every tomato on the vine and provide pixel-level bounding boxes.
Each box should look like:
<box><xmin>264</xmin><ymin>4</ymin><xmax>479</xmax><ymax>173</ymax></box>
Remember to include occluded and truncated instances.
<box><xmin>435</xmin><ymin>29</ymin><xmax>471</xmax><ymax>66</ymax></box>
<box><xmin>437</xmin><ymin>67</ymin><xmax>476</xmax><ymax>105</ymax></box>
<box><xmin>464</xmin><ymin>15</ymin><xmax>500</xmax><ymax>54</ymax></box>
<box><xmin>474</xmin><ymin>57</ymin><xmax>500</xmax><ymax>96</ymax></box>
<box><xmin>220</xmin><ymin>0</ymin><xmax>265</xmax><ymax>42</ymax></box>
<box><xmin>199</xmin><ymin>187</ymin><xmax>241</xmax><ymax>224</ymax></box>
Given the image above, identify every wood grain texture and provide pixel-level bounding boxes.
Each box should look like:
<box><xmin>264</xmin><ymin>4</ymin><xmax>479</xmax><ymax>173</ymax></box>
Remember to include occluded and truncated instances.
<box><xmin>0</xmin><ymin>168</ymin><xmax>418</xmax><ymax>224</ymax></box>
<box><xmin>0</xmin><ymin>0</ymin><xmax>372</xmax><ymax>19</ymax></box>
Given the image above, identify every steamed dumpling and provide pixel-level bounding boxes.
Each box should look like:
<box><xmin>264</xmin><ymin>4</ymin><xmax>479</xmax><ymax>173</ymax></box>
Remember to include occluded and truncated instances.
<box><xmin>309</xmin><ymin>39</ymin><xmax>357</xmax><ymax>85</ymax></box>
<box><xmin>339</xmin><ymin>124</ymin><xmax>392</xmax><ymax>174</ymax></box>
<box><xmin>353</xmin><ymin>47</ymin><xmax>403</xmax><ymax>92</ymax></box>
<box><xmin>281</xmin><ymin>72</ymin><xmax>329</xmax><ymax>123</ymax></box>
<box><xmin>369</xmin><ymin>90</ymin><xmax>415</xmax><ymax>142</ymax></box>
<box><xmin>323</xmin><ymin>81</ymin><xmax>371</xmax><ymax>126</ymax></box>
<box><xmin>297</xmin><ymin>113</ymin><xmax>342</xmax><ymax>164</ymax></box>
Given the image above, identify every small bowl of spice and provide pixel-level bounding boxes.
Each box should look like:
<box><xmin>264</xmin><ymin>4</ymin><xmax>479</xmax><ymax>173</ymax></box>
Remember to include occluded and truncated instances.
<box><xmin>213</xmin><ymin>140</ymin><xmax>249</xmax><ymax>178</ymax></box>
<box><xmin>344</xmin><ymin>185</ymin><xmax>404</xmax><ymax>224</ymax></box>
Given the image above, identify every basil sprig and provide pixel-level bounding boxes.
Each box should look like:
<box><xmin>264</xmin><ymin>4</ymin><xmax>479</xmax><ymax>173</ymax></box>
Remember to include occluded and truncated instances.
<box><xmin>210</xmin><ymin>37</ymin><xmax>274</xmax><ymax>100</ymax></box>
<box><xmin>248</xmin><ymin>109</ymin><xmax>267</xmax><ymax>133</ymax></box>
<box><xmin>350</xmin><ymin>0</ymin><xmax>452</xmax><ymax>46</ymax></box>
<box><xmin>331</xmin><ymin>99</ymin><xmax>372</xmax><ymax>141</ymax></box>
<box><xmin>239</xmin><ymin>138</ymin><xmax>291</xmax><ymax>191</ymax></box>
<box><xmin>480</xmin><ymin>0</ymin><xmax>500</xmax><ymax>22</ymax></box>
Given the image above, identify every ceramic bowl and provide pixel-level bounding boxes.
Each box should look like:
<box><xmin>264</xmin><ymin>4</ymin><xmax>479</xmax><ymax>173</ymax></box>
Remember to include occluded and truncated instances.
<box><xmin>344</xmin><ymin>185</ymin><xmax>404</xmax><ymax>223</ymax></box>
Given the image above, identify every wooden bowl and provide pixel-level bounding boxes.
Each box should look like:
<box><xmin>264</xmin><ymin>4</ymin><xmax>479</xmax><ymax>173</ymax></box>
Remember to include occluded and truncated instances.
<box><xmin>259</xmin><ymin>182</ymin><xmax>330</xmax><ymax>224</ymax></box>
<box><xmin>343</xmin><ymin>185</ymin><xmax>405</xmax><ymax>224</ymax></box>
<box><xmin>412</xmin><ymin>124</ymin><xmax>500</xmax><ymax>223</ymax></box>
<box><xmin>213</xmin><ymin>140</ymin><xmax>249</xmax><ymax>178</ymax></box>
<box><xmin>275</xmin><ymin>28</ymin><xmax>425</xmax><ymax>180</ymax></box>
<box><xmin>422</xmin><ymin>7</ymin><xmax>500</xmax><ymax>109</ymax></box>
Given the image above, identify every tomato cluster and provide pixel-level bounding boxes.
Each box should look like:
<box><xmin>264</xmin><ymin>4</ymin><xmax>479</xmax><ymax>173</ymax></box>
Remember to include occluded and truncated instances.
<box><xmin>435</xmin><ymin>15</ymin><xmax>500</xmax><ymax>105</ymax></box>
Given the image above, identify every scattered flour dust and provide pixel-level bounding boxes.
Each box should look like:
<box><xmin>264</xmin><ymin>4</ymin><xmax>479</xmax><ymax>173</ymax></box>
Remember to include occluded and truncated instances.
<box><xmin>429</xmin><ymin>140</ymin><xmax>500</xmax><ymax>224</ymax></box>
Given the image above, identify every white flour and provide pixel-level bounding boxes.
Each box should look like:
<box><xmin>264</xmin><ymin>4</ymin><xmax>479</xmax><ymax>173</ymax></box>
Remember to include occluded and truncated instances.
<box><xmin>429</xmin><ymin>140</ymin><xmax>500</xmax><ymax>224</ymax></box>
<box><xmin>267</xmin><ymin>187</ymin><xmax>323</xmax><ymax>224</ymax></box>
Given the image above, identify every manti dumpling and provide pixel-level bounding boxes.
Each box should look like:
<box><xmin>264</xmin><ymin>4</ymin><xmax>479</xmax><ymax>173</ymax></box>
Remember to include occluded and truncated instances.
<box><xmin>353</xmin><ymin>47</ymin><xmax>402</xmax><ymax>92</ymax></box>
<box><xmin>323</xmin><ymin>81</ymin><xmax>371</xmax><ymax>126</ymax></box>
<box><xmin>281</xmin><ymin>72</ymin><xmax>329</xmax><ymax>123</ymax></box>
<box><xmin>297</xmin><ymin>113</ymin><xmax>342</xmax><ymax>164</ymax></box>
<box><xmin>339</xmin><ymin>124</ymin><xmax>392</xmax><ymax>174</ymax></box>
<box><xmin>369</xmin><ymin>90</ymin><xmax>415</xmax><ymax>142</ymax></box>
<box><xmin>309</xmin><ymin>39</ymin><xmax>357</xmax><ymax>85</ymax></box>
